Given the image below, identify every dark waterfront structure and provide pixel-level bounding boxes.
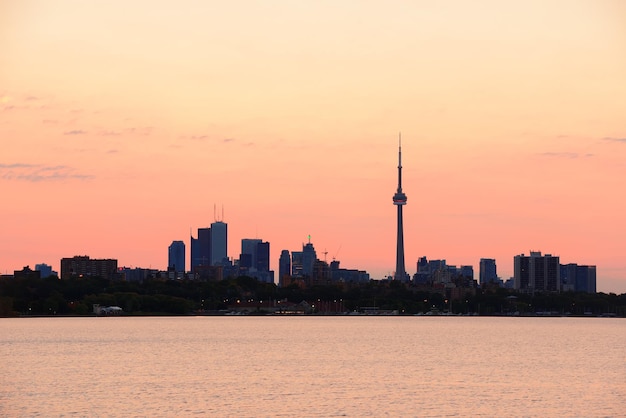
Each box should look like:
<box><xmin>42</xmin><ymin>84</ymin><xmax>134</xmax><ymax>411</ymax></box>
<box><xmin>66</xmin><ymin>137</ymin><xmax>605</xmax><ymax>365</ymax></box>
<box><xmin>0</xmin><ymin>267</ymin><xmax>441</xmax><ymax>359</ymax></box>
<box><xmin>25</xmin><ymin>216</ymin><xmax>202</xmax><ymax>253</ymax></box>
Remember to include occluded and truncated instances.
<box><xmin>393</xmin><ymin>136</ymin><xmax>407</xmax><ymax>281</ymax></box>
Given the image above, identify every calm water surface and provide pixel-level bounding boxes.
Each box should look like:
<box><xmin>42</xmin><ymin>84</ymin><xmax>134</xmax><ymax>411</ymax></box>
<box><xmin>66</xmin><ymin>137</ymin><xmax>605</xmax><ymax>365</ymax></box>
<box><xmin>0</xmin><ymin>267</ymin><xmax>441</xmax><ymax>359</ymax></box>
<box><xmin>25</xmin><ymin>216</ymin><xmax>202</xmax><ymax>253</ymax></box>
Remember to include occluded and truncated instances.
<box><xmin>1</xmin><ymin>316</ymin><xmax>624</xmax><ymax>417</ymax></box>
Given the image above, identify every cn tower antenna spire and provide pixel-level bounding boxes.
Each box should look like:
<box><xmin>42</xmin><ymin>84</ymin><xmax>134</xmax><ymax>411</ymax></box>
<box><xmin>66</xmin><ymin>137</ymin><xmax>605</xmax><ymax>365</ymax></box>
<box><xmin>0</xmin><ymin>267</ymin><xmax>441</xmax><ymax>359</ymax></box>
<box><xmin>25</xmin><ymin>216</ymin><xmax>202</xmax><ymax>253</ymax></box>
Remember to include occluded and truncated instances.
<box><xmin>397</xmin><ymin>132</ymin><xmax>403</xmax><ymax>193</ymax></box>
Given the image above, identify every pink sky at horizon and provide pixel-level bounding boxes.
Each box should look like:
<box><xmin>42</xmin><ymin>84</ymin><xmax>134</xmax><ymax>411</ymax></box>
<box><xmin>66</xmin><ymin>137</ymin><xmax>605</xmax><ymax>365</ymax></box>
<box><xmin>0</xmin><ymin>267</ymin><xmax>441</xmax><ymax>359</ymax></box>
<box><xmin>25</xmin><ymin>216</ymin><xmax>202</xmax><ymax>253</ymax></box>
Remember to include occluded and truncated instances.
<box><xmin>1</xmin><ymin>0</ymin><xmax>625</xmax><ymax>292</ymax></box>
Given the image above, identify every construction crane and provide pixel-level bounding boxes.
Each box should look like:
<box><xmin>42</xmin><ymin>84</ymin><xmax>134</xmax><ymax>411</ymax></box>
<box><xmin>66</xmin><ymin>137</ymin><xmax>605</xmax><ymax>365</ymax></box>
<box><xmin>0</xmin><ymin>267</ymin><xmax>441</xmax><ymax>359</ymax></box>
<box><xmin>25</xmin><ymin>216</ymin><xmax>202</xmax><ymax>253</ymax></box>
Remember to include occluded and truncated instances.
<box><xmin>332</xmin><ymin>244</ymin><xmax>342</xmax><ymax>262</ymax></box>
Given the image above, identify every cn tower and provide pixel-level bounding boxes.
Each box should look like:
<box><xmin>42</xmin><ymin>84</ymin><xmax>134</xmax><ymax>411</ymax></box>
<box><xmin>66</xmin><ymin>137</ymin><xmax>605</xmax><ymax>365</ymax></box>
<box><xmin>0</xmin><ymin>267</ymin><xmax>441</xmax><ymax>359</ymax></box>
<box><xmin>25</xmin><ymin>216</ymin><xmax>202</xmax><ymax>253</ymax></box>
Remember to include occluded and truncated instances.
<box><xmin>392</xmin><ymin>134</ymin><xmax>407</xmax><ymax>281</ymax></box>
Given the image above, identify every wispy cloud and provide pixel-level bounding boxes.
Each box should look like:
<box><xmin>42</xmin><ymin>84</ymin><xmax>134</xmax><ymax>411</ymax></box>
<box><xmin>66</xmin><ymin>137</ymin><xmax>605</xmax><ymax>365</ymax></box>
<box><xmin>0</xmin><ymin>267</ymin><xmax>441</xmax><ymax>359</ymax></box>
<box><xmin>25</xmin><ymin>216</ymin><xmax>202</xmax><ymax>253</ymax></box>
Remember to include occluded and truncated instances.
<box><xmin>124</xmin><ymin>127</ymin><xmax>152</xmax><ymax>136</ymax></box>
<box><xmin>64</xmin><ymin>130</ymin><xmax>87</xmax><ymax>135</ymax></box>
<box><xmin>99</xmin><ymin>130</ymin><xmax>121</xmax><ymax>136</ymax></box>
<box><xmin>603</xmin><ymin>137</ymin><xmax>626</xmax><ymax>143</ymax></box>
<box><xmin>538</xmin><ymin>152</ymin><xmax>593</xmax><ymax>159</ymax></box>
<box><xmin>188</xmin><ymin>135</ymin><xmax>209</xmax><ymax>140</ymax></box>
<box><xmin>0</xmin><ymin>163</ymin><xmax>94</xmax><ymax>182</ymax></box>
<box><xmin>180</xmin><ymin>135</ymin><xmax>255</xmax><ymax>147</ymax></box>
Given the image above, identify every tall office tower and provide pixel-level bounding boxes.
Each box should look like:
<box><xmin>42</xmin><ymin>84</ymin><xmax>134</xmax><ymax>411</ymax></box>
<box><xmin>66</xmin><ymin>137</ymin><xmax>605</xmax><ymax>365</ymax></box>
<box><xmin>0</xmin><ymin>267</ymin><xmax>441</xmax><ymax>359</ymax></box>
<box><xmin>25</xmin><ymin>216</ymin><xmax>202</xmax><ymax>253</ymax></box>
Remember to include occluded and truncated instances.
<box><xmin>241</xmin><ymin>239</ymin><xmax>262</xmax><ymax>268</ymax></box>
<box><xmin>240</xmin><ymin>239</ymin><xmax>270</xmax><ymax>272</ymax></box>
<box><xmin>392</xmin><ymin>135</ymin><xmax>408</xmax><ymax>281</ymax></box>
<box><xmin>168</xmin><ymin>240</ymin><xmax>186</xmax><ymax>273</ymax></box>
<box><xmin>210</xmin><ymin>221</ymin><xmax>228</xmax><ymax>265</ymax></box>
<box><xmin>301</xmin><ymin>239</ymin><xmax>317</xmax><ymax>277</ymax></box>
<box><xmin>291</xmin><ymin>251</ymin><xmax>303</xmax><ymax>277</ymax></box>
<box><xmin>479</xmin><ymin>258</ymin><xmax>498</xmax><ymax>285</ymax></box>
<box><xmin>514</xmin><ymin>251</ymin><xmax>560</xmax><ymax>292</ymax></box>
<box><xmin>191</xmin><ymin>227</ymin><xmax>211</xmax><ymax>268</ymax></box>
<box><xmin>279</xmin><ymin>250</ymin><xmax>291</xmax><ymax>286</ymax></box>
<box><xmin>256</xmin><ymin>241</ymin><xmax>270</xmax><ymax>272</ymax></box>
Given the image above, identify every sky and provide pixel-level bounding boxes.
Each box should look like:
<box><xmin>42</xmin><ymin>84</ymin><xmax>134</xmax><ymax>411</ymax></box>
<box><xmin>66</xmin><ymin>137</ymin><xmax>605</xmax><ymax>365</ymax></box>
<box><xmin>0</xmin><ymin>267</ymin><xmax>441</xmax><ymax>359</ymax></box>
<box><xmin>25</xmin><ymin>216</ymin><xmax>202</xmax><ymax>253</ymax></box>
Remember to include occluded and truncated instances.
<box><xmin>1</xmin><ymin>0</ymin><xmax>625</xmax><ymax>293</ymax></box>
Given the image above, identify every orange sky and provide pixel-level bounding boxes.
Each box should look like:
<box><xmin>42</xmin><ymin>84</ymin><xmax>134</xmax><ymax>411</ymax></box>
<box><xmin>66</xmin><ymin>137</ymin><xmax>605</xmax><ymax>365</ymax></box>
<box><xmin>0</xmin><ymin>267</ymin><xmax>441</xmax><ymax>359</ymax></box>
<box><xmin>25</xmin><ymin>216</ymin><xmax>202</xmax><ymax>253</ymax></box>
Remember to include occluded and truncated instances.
<box><xmin>1</xmin><ymin>0</ymin><xmax>625</xmax><ymax>292</ymax></box>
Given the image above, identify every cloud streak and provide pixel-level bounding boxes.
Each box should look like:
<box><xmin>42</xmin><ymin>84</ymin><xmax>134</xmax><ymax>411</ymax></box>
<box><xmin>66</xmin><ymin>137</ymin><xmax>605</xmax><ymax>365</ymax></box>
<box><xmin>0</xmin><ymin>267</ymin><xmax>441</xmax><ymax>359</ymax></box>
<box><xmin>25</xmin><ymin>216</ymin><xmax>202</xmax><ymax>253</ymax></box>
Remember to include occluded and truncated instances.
<box><xmin>0</xmin><ymin>163</ymin><xmax>94</xmax><ymax>182</ymax></box>
<box><xmin>538</xmin><ymin>152</ymin><xmax>593</xmax><ymax>159</ymax></box>
<box><xmin>64</xmin><ymin>130</ymin><xmax>88</xmax><ymax>135</ymax></box>
<box><xmin>603</xmin><ymin>137</ymin><xmax>626</xmax><ymax>143</ymax></box>
<box><xmin>99</xmin><ymin>130</ymin><xmax>121</xmax><ymax>136</ymax></box>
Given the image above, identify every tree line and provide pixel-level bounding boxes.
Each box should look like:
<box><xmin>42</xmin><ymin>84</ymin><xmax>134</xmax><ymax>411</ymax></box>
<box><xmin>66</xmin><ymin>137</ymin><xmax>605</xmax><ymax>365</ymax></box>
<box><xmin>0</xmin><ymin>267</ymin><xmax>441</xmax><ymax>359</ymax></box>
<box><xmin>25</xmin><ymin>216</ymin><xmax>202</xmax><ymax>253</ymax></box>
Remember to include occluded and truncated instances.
<box><xmin>1</xmin><ymin>275</ymin><xmax>625</xmax><ymax>316</ymax></box>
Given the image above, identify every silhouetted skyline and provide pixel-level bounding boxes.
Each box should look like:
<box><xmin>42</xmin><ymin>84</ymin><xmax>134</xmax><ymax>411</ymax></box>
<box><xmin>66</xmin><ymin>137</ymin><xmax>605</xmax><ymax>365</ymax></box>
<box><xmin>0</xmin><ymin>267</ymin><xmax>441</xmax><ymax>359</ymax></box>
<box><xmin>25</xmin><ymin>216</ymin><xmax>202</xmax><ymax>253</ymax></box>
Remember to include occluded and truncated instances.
<box><xmin>2</xmin><ymin>1</ymin><xmax>625</xmax><ymax>293</ymax></box>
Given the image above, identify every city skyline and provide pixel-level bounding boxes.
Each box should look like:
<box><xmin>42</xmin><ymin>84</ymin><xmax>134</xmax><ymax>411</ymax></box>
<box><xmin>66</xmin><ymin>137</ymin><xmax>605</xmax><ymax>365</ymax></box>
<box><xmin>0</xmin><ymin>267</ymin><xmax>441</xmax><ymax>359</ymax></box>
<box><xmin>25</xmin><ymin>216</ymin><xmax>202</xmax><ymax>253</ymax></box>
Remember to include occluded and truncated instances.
<box><xmin>1</xmin><ymin>1</ymin><xmax>625</xmax><ymax>293</ymax></box>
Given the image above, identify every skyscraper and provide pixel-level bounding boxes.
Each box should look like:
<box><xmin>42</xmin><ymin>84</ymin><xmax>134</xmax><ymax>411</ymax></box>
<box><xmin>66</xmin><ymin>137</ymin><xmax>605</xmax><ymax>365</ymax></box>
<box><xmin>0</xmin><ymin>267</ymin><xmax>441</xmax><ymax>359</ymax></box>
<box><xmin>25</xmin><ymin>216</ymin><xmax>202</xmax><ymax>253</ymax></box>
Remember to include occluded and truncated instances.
<box><xmin>279</xmin><ymin>250</ymin><xmax>291</xmax><ymax>286</ymax></box>
<box><xmin>168</xmin><ymin>240</ymin><xmax>186</xmax><ymax>273</ymax></box>
<box><xmin>392</xmin><ymin>136</ymin><xmax>407</xmax><ymax>281</ymax></box>
<box><xmin>239</xmin><ymin>238</ymin><xmax>272</xmax><ymax>282</ymax></box>
<box><xmin>240</xmin><ymin>238</ymin><xmax>270</xmax><ymax>272</ymax></box>
<box><xmin>302</xmin><ymin>240</ymin><xmax>317</xmax><ymax>277</ymax></box>
<box><xmin>256</xmin><ymin>241</ymin><xmax>270</xmax><ymax>272</ymax></box>
<box><xmin>210</xmin><ymin>221</ymin><xmax>228</xmax><ymax>265</ymax></box>
<box><xmin>479</xmin><ymin>258</ymin><xmax>498</xmax><ymax>285</ymax></box>
<box><xmin>191</xmin><ymin>220</ymin><xmax>229</xmax><ymax>268</ymax></box>
<box><xmin>191</xmin><ymin>227</ymin><xmax>211</xmax><ymax>268</ymax></box>
<box><xmin>241</xmin><ymin>239</ymin><xmax>262</xmax><ymax>268</ymax></box>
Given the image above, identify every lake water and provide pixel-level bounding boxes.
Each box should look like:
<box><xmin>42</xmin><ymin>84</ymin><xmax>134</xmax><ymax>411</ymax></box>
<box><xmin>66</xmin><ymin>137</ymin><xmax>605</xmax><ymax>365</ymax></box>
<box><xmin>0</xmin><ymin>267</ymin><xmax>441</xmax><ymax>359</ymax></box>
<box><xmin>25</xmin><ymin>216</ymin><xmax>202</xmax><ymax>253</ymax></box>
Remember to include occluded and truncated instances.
<box><xmin>1</xmin><ymin>316</ymin><xmax>624</xmax><ymax>417</ymax></box>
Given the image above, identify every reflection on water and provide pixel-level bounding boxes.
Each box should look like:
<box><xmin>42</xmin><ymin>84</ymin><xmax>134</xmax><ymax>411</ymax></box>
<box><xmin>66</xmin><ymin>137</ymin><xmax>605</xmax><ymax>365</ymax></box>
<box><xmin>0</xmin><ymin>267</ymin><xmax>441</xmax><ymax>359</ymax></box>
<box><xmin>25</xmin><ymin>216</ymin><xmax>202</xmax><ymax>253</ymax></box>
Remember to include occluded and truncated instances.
<box><xmin>1</xmin><ymin>317</ymin><xmax>624</xmax><ymax>417</ymax></box>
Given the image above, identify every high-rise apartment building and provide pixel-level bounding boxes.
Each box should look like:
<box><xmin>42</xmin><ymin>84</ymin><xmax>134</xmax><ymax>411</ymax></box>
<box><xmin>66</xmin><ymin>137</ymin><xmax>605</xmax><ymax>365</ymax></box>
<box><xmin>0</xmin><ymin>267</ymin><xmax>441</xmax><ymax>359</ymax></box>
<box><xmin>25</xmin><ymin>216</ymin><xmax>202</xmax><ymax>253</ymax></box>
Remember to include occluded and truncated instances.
<box><xmin>514</xmin><ymin>252</ymin><xmax>560</xmax><ymax>292</ymax></box>
<box><xmin>479</xmin><ymin>258</ymin><xmax>498</xmax><ymax>286</ymax></box>
<box><xmin>168</xmin><ymin>241</ymin><xmax>186</xmax><ymax>273</ymax></box>
<box><xmin>560</xmin><ymin>263</ymin><xmax>596</xmax><ymax>293</ymax></box>
<box><xmin>60</xmin><ymin>256</ymin><xmax>118</xmax><ymax>280</ymax></box>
